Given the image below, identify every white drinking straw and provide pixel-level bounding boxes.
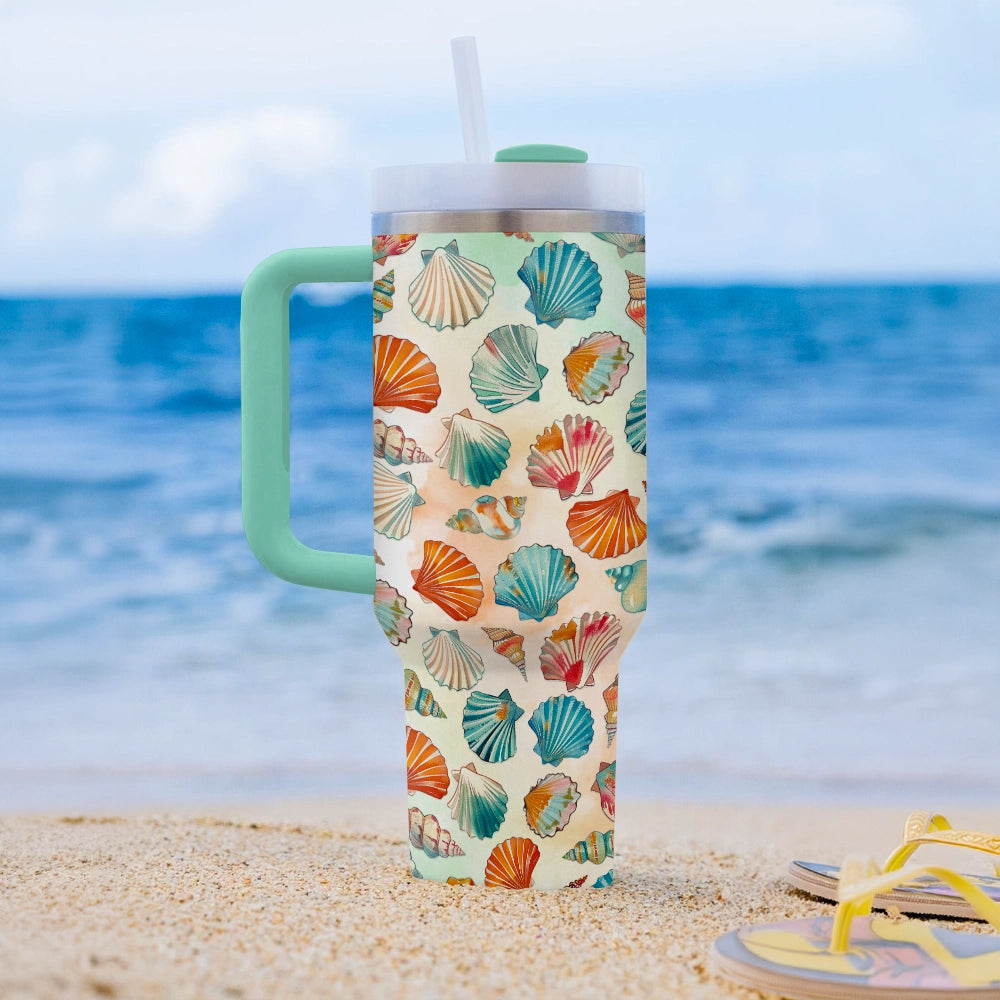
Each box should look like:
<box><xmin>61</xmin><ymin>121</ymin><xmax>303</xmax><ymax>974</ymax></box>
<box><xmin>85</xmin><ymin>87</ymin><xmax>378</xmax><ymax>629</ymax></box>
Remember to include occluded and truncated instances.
<box><xmin>451</xmin><ymin>36</ymin><xmax>491</xmax><ymax>163</ymax></box>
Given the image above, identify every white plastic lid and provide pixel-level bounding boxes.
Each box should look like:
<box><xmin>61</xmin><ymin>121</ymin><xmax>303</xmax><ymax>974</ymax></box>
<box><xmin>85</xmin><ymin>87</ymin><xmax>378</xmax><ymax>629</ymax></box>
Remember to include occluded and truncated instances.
<box><xmin>372</xmin><ymin>146</ymin><xmax>643</xmax><ymax>215</ymax></box>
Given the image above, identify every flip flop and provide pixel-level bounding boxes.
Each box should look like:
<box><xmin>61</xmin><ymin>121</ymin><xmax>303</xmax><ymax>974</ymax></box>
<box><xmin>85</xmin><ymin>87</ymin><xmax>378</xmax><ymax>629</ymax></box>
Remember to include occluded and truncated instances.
<box><xmin>713</xmin><ymin>856</ymin><xmax>1000</xmax><ymax>999</ymax></box>
<box><xmin>789</xmin><ymin>811</ymin><xmax>1000</xmax><ymax>920</ymax></box>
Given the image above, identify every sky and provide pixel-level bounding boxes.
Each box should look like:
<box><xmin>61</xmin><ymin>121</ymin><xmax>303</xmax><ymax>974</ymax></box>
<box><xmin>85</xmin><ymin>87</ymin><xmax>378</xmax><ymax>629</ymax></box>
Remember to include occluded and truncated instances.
<box><xmin>1</xmin><ymin>0</ymin><xmax>998</xmax><ymax>291</ymax></box>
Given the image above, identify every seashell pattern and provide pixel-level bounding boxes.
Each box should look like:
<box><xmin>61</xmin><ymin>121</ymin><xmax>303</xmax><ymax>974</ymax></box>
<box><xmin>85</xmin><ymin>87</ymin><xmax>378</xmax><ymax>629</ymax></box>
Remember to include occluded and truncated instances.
<box><xmin>436</xmin><ymin>409</ymin><xmax>511</xmax><ymax>488</ymax></box>
<box><xmin>422</xmin><ymin>627</ymin><xmax>485</xmax><ymax>690</ymax></box>
<box><xmin>409</xmin><ymin>807</ymin><xmax>465</xmax><ymax>857</ymax></box>
<box><xmin>481</xmin><ymin>627</ymin><xmax>527</xmax><ymax>680</ymax></box>
<box><xmin>374</xmin><ymin>420</ymin><xmax>432</xmax><ymax>465</ymax></box>
<box><xmin>462</xmin><ymin>688</ymin><xmax>523</xmax><ymax>763</ymax></box>
<box><xmin>593</xmin><ymin>870</ymin><xmax>614</xmax><ymax>888</ymax></box>
<box><xmin>373</xmin><ymin>335</ymin><xmax>441</xmax><ymax>413</ymax></box>
<box><xmin>448</xmin><ymin>763</ymin><xmax>508</xmax><ymax>840</ymax></box>
<box><xmin>603</xmin><ymin>676</ymin><xmax>618</xmax><ymax>747</ymax></box>
<box><xmin>563</xmin><ymin>331</ymin><xmax>633</xmax><ymax>405</ymax></box>
<box><xmin>539</xmin><ymin>612</ymin><xmax>623</xmax><ymax>691</ymax></box>
<box><xmin>593</xmin><ymin>232</ymin><xmax>645</xmax><ymax>257</ymax></box>
<box><xmin>411</xmin><ymin>540</ymin><xmax>484</xmax><ymax>621</ymax></box>
<box><xmin>408</xmin><ymin>240</ymin><xmax>495</xmax><ymax>330</ymax></box>
<box><xmin>527</xmin><ymin>415</ymin><xmax>615</xmax><ymax>501</ymax></box>
<box><xmin>403</xmin><ymin>668</ymin><xmax>446</xmax><ymax>718</ymax></box>
<box><xmin>374</xmin><ymin>463</ymin><xmax>424</xmax><ymax>540</ymax></box>
<box><xmin>493</xmin><ymin>544</ymin><xmax>579</xmax><ymax>623</ymax></box>
<box><xmin>524</xmin><ymin>772</ymin><xmax>580</xmax><ymax>838</ymax></box>
<box><xmin>567</xmin><ymin>489</ymin><xmax>647</xmax><ymax>559</ymax></box>
<box><xmin>484</xmin><ymin>837</ymin><xmax>540</xmax><ymax>890</ymax></box>
<box><xmin>625</xmin><ymin>390</ymin><xmax>646</xmax><ymax>456</ymax></box>
<box><xmin>470</xmin><ymin>324</ymin><xmax>548</xmax><ymax>413</ymax></box>
<box><xmin>373</xmin><ymin>233</ymin><xmax>417</xmax><ymax>265</ymax></box>
<box><xmin>367</xmin><ymin>231</ymin><xmax>644</xmax><ymax>888</ymax></box>
<box><xmin>563</xmin><ymin>830</ymin><xmax>614</xmax><ymax>864</ymax></box>
<box><xmin>607</xmin><ymin>560</ymin><xmax>647</xmax><ymax>614</ymax></box>
<box><xmin>372</xmin><ymin>269</ymin><xmax>394</xmax><ymax>323</ymax></box>
<box><xmin>373</xmin><ymin>580</ymin><xmax>412</xmax><ymax>646</ymax></box>
<box><xmin>528</xmin><ymin>695</ymin><xmax>594</xmax><ymax>767</ymax></box>
<box><xmin>405</xmin><ymin>726</ymin><xmax>449</xmax><ymax>799</ymax></box>
<box><xmin>518</xmin><ymin>240</ymin><xmax>602</xmax><ymax>328</ymax></box>
<box><xmin>593</xmin><ymin>760</ymin><xmax>616</xmax><ymax>821</ymax></box>
<box><xmin>446</xmin><ymin>495</ymin><xmax>525</xmax><ymax>540</ymax></box>
<box><xmin>566</xmin><ymin>875</ymin><xmax>588</xmax><ymax>888</ymax></box>
<box><xmin>625</xmin><ymin>270</ymin><xmax>646</xmax><ymax>333</ymax></box>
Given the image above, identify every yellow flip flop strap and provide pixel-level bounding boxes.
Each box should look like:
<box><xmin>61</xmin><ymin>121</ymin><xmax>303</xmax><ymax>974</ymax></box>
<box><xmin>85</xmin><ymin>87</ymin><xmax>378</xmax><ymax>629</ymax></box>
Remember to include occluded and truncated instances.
<box><xmin>832</xmin><ymin>855</ymin><xmax>1000</xmax><ymax>954</ymax></box>
<box><xmin>883</xmin><ymin>811</ymin><xmax>1000</xmax><ymax>871</ymax></box>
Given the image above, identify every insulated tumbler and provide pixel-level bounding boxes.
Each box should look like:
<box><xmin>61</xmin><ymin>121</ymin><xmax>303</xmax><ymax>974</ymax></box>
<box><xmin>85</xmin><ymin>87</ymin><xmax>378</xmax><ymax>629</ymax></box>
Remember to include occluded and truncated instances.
<box><xmin>241</xmin><ymin>144</ymin><xmax>647</xmax><ymax>889</ymax></box>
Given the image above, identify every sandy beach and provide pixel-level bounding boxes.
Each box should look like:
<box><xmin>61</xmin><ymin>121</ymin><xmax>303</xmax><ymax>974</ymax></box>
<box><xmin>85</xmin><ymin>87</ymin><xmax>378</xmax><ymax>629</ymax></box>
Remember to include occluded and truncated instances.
<box><xmin>2</xmin><ymin>799</ymin><xmax>998</xmax><ymax>999</ymax></box>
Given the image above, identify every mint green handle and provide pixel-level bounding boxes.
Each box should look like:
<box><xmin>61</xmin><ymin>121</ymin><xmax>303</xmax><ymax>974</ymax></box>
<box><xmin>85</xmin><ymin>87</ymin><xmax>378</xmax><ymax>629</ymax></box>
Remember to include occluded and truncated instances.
<box><xmin>241</xmin><ymin>246</ymin><xmax>376</xmax><ymax>594</ymax></box>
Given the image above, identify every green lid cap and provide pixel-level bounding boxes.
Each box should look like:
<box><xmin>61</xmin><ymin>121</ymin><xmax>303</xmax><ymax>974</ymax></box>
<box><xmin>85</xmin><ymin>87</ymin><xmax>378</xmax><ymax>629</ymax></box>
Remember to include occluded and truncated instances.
<box><xmin>494</xmin><ymin>144</ymin><xmax>588</xmax><ymax>163</ymax></box>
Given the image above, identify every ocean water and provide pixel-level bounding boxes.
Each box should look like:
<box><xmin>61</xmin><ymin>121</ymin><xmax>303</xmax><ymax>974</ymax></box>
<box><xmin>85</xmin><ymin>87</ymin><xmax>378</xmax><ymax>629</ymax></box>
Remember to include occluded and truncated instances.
<box><xmin>1</xmin><ymin>285</ymin><xmax>998</xmax><ymax>811</ymax></box>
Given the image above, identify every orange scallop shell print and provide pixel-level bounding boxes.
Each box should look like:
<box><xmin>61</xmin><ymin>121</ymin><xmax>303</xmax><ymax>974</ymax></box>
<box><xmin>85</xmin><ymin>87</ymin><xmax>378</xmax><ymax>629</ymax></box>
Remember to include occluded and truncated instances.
<box><xmin>411</xmin><ymin>540</ymin><xmax>485</xmax><ymax>621</ymax></box>
<box><xmin>566</xmin><ymin>489</ymin><xmax>647</xmax><ymax>559</ymax></box>
<box><xmin>405</xmin><ymin>726</ymin><xmax>449</xmax><ymax>799</ymax></box>
<box><xmin>483</xmin><ymin>836</ymin><xmax>541</xmax><ymax>889</ymax></box>
<box><xmin>373</xmin><ymin>335</ymin><xmax>442</xmax><ymax>413</ymax></box>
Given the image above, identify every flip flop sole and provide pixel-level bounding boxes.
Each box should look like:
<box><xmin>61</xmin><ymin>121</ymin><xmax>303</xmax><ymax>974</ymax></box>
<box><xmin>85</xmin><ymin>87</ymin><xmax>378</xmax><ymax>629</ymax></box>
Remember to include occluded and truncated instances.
<box><xmin>788</xmin><ymin>862</ymin><xmax>1000</xmax><ymax>920</ymax></box>
<box><xmin>712</xmin><ymin>915</ymin><xmax>1000</xmax><ymax>1000</ymax></box>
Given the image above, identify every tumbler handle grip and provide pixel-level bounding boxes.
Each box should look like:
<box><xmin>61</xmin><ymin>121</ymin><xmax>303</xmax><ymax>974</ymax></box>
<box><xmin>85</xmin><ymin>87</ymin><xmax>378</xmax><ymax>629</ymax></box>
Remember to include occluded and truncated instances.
<box><xmin>240</xmin><ymin>246</ymin><xmax>376</xmax><ymax>595</ymax></box>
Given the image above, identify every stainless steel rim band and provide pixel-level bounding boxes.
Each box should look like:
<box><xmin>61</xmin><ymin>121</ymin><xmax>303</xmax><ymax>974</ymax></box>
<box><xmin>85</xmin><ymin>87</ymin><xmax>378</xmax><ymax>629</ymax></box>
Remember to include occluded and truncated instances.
<box><xmin>372</xmin><ymin>209</ymin><xmax>645</xmax><ymax>235</ymax></box>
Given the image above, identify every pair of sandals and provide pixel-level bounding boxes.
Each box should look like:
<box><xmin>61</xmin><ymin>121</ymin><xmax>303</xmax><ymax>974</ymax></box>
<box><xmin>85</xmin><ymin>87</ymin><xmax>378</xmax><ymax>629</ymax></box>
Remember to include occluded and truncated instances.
<box><xmin>711</xmin><ymin>810</ymin><xmax>1000</xmax><ymax>999</ymax></box>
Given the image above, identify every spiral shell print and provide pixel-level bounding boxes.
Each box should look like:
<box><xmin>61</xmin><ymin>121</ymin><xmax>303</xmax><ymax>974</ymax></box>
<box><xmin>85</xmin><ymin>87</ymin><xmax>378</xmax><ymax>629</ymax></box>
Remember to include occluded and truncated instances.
<box><xmin>563</xmin><ymin>830</ymin><xmax>614</xmax><ymax>864</ymax></box>
<box><xmin>482</xmin><ymin>627</ymin><xmax>527</xmax><ymax>680</ymax></box>
<box><xmin>374</xmin><ymin>420</ymin><xmax>432</xmax><ymax>465</ymax></box>
<box><xmin>372</xmin><ymin>269</ymin><xmax>394</xmax><ymax>324</ymax></box>
<box><xmin>607</xmin><ymin>560</ymin><xmax>647</xmax><ymax>614</ymax></box>
<box><xmin>603</xmin><ymin>675</ymin><xmax>618</xmax><ymax>747</ymax></box>
<box><xmin>625</xmin><ymin>270</ymin><xmax>646</xmax><ymax>333</ymax></box>
<box><xmin>446</xmin><ymin>495</ymin><xmax>525</xmax><ymax>540</ymax></box>
<box><xmin>403</xmin><ymin>668</ymin><xmax>446</xmax><ymax>718</ymax></box>
<box><xmin>408</xmin><ymin>807</ymin><xmax>465</xmax><ymax>858</ymax></box>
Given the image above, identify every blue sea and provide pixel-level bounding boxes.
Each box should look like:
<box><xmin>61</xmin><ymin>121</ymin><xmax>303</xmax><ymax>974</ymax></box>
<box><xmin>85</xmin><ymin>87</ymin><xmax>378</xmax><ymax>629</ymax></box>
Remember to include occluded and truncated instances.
<box><xmin>2</xmin><ymin>285</ymin><xmax>998</xmax><ymax>812</ymax></box>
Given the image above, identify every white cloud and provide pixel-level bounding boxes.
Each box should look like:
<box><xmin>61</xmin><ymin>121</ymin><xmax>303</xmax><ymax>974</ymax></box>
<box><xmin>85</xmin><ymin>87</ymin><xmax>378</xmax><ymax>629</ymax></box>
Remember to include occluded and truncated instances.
<box><xmin>14</xmin><ymin>141</ymin><xmax>114</xmax><ymax>238</ymax></box>
<box><xmin>109</xmin><ymin>107</ymin><xmax>347</xmax><ymax>236</ymax></box>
